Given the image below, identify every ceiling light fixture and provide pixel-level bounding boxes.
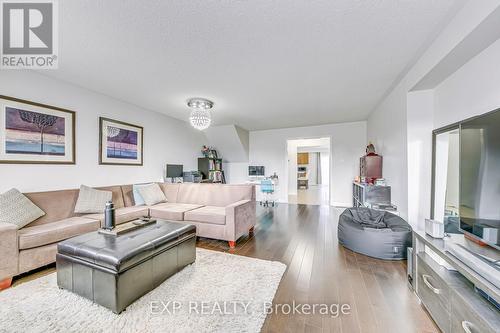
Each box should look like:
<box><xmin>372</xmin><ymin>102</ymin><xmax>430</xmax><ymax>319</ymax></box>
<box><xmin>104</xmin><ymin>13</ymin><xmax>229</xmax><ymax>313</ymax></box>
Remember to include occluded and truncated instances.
<box><xmin>187</xmin><ymin>98</ymin><xmax>213</xmax><ymax>130</ymax></box>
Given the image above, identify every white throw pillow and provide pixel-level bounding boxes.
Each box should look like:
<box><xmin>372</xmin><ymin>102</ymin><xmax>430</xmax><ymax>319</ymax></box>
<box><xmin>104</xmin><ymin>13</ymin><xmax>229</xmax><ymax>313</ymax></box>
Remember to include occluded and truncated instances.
<box><xmin>74</xmin><ymin>185</ymin><xmax>112</xmax><ymax>214</ymax></box>
<box><xmin>132</xmin><ymin>183</ymin><xmax>153</xmax><ymax>206</ymax></box>
<box><xmin>137</xmin><ymin>183</ymin><xmax>166</xmax><ymax>206</ymax></box>
<box><xmin>0</xmin><ymin>188</ymin><xmax>45</xmax><ymax>229</ymax></box>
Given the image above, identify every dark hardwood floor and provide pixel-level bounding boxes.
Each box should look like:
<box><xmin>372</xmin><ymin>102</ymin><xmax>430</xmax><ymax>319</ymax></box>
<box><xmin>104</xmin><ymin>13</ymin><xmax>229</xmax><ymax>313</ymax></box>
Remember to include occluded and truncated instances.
<box><xmin>12</xmin><ymin>204</ymin><xmax>438</xmax><ymax>333</ymax></box>
<box><xmin>198</xmin><ymin>204</ymin><xmax>439</xmax><ymax>333</ymax></box>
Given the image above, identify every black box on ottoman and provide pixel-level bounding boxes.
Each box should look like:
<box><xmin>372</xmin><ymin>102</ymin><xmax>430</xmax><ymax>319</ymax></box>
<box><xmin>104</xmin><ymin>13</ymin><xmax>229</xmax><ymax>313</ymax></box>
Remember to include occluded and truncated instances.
<box><xmin>56</xmin><ymin>220</ymin><xmax>196</xmax><ymax>313</ymax></box>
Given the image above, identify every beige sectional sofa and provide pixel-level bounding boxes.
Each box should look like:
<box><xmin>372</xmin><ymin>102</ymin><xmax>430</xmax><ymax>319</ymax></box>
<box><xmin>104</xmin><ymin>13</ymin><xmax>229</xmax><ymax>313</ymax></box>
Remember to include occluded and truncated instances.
<box><xmin>0</xmin><ymin>183</ymin><xmax>255</xmax><ymax>289</ymax></box>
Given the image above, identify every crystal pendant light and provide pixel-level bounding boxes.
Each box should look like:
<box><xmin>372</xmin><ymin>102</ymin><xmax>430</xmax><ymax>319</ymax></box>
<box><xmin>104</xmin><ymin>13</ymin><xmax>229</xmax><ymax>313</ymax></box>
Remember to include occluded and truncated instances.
<box><xmin>189</xmin><ymin>108</ymin><xmax>211</xmax><ymax>130</ymax></box>
<box><xmin>187</xmin><ymin>98</ymin><xmax>213</xmax><ymax>130</ymax></box>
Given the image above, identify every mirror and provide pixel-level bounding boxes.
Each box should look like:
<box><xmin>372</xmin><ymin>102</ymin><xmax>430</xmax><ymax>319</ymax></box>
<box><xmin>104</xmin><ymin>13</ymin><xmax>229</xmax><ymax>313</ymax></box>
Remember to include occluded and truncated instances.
<box><xmin>432</xmin><ymin>128</ymin><xmax>460</xmax><ymax>233</ymax></box>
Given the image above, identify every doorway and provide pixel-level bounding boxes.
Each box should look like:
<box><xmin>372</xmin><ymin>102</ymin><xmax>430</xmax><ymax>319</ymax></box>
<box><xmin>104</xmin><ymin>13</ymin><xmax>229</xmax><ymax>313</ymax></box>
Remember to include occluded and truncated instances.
<box><xmin>286</xmin><ymin>137</ymin><xmax>331</xmax><ymax>205</ymax></box>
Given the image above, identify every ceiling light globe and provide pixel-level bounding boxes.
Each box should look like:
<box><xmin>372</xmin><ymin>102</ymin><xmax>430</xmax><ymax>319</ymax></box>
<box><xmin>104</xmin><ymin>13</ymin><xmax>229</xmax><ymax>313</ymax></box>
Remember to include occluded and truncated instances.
<box><xmin>189</xmin><ymin>108</ymin><xmax>211</xmax><ymax>130</ymax></box>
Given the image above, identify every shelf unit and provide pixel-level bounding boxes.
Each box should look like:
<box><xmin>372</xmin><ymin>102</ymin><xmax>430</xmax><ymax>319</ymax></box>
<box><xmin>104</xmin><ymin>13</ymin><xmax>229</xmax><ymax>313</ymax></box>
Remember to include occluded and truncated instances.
<box><xmin>352</xmin><ymin>182</ymin><xmax>391</xmax><ymax>207</ymax></box>
<box><xmin>198</xmin><ymin>157</ymin><xmax>226</xmax><ymax>183</ymax></box>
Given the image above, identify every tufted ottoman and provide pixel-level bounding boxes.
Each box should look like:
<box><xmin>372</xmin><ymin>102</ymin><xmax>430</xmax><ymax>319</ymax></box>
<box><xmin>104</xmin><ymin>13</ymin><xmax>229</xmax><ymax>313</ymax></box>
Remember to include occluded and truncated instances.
<box><xmin>56</xmin><ymin>220</ymin><xmax>196</xmax><ymax>313</ymax></box>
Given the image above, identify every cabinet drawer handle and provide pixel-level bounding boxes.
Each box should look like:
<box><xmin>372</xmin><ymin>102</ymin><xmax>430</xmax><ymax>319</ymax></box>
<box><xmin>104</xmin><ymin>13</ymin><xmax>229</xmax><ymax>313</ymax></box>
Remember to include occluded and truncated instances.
<box><xmin>462</xmin><ymin>321</ymin><xmax>473</xmax><ymax>333</ymax></box>
<box><xmin>422</xmin><ymin>274</ymin><xmax>441</xmax><ymax>294</ymax></box>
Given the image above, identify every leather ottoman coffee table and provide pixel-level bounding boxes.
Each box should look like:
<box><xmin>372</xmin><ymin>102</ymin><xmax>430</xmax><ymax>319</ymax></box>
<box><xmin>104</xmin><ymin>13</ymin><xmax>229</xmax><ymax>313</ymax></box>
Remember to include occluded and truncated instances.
<box><xmin>56</xmin><ymin>220</ymin><xmax>196</xmax><ymax>313</ymax></box>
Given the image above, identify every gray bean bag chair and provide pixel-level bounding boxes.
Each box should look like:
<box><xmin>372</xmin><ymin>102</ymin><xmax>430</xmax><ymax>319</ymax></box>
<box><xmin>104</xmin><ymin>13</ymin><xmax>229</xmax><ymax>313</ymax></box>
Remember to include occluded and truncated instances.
<box><xmin>338</xmin><ymin>207</ymin><xmax>412</xmax><ymax>260</ymax></box>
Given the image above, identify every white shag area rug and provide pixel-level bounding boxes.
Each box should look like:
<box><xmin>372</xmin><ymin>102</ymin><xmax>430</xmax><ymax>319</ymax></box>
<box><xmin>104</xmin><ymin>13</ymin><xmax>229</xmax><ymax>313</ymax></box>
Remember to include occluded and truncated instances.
<box><xmin>0</xmin><ymin>249</ymin><xmax>286</xmax><ymax>333</ymax></box>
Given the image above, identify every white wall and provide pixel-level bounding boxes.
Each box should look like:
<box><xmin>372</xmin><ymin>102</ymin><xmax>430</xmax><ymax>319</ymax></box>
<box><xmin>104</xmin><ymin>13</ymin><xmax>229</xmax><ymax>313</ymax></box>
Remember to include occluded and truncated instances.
<box><xmin>223</xmin><ymin>162</ymin><xmax>249</xmax><ymax>184</ymax></box>
<box><xmin>426</xmin><ymin>38</ymin><xmax>500</xmax><ymax>225</ymax></box>
<box><xmin>320</xmin><ymin>152</ymin><xmax>329</xmax><ymax>185</ymax></box>
<box><xmin>286</xmin><ymin>140</ymin><xmax>299</xmax><ymax>196</ymax></box>
<box><xmin>434</xmin><ymin>38</ymin><xmax>500</xmax><ymax>128</ymax></box>
<box><xmin>0</xmin><ymin>71</ymin><xmax>206</xmax><ymax>193</ymax></box>
<box><xmin>367</xmin><ymin>1</ymin><xmax>500</xmax><ymax>224</ymax></box>
<box><xmin>432</xmin><ymin>38</ymin><xmax>500</xmax><ymax>221</ymax></box>
<box><xmin>249</xmin><ymin>121</ymin><xmax>366</xmax><ymax>206</ymax></box>
<box><xmin>204</xmin><ymin>124</ymin><xmax>249</xmax><ymax>162</ymax></box>
<box><xmin>367</xmin><ymin>85</ymin><xmax>409</xmax><ymax>218</ymax></box>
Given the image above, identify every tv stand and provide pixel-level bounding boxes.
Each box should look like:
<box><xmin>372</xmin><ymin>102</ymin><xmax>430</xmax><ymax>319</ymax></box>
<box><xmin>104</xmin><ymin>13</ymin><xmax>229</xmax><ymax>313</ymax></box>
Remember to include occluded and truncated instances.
<box><xmin>412</xmin><ymin>230</ymin><xmax>499</xmax><ymax>333</ymax></box>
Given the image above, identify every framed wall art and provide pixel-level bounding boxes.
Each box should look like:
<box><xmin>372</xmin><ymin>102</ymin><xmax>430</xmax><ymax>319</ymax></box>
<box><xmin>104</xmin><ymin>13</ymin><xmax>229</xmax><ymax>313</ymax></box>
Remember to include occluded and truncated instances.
<box><xmin>0</xmin><ymin>95</ymin><xmax>75</xmax><ymax>164</ymax></box>
<box><xmin>99</xmin><ymin>117</ymin><xmax>143</xmax><ymax>165</ymax></box>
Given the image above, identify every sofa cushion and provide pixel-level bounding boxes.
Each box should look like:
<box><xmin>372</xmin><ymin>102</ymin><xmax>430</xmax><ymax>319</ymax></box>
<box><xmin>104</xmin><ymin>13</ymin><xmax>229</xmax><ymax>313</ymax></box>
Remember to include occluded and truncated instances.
<box><xmin>18</xmin><ymin>217</ymin><xmax>100</xmax><ymax>250</ymax></box>
<box><xmin>149</xmin><ymin>203</ymin><xmax>203</xmax><ymax>221</ymax></box>
<box><xmin>84</xmin><ymin>206</ymin><xmax>149</xmax><ymax>225</ymax></box>
<box><xmin>24</xmin><ymin>189</ymin><xmax>80</xmax><ymax>227</ymax></box>
<box><xmin>0</xmin><ymin>188</ymin><xmax>46</xmax><ymax>229</ymax></box>
<box><xmin>176</xmin><ymin>183</ymin><xmax>254</xmax><ymax>207</ymax></box>
<box><xmin>18</xmin><ymin>243</ymin><xmax>58</xmax><ymax>275</ymax></box>
<box><xmin>158</xmin><ymin>183</ymin><xmax>180</xmax><ymax>202</ymax></box>
<box><xmin>120</xmin><ymin>184</ymin><xmax>135</xmax><ymax>207</ymax></box>
<box><xmin>74</xmin><ymin>185</ymin><xmax>112</xmax><ymax>213</ymax></box>
<box><xmin>184</xmin><ymin>206</ymin><xmax>226</xmax><ymax>225</ymax></box>
<box><xmin>137</xmin><ymin>183</ymin><xmax>166</xmax><ymax>206</ymax></box>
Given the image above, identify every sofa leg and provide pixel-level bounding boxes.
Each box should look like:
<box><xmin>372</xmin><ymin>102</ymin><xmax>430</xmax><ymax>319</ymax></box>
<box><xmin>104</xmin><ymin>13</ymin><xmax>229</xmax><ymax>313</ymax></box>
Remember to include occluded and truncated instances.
<box><xmin>228</xmin><ymin>241</ymin><xmax>236</xmax><ymax>249</ymax></box>
<box><xmin>0</xmin><ymin>277</ymin><xmax>12</xmax><ymax>290</ymax></box>
<box><xmin>249</xmin><ymin>226</ymin><xmax>255</xmax><ymax>235</ymax></box>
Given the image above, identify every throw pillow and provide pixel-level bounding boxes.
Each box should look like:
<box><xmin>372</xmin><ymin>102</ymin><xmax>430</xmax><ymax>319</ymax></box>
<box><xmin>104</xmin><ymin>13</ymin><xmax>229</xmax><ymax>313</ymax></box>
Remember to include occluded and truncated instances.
<box><xmin>0</xmin><ymin>188</ymin><xmax>45</xmax><ymax>229</ymax></box>
<box><xmin>74</xmin><ymin>185</ymin><xmax>112</xmax><ymax>214</ymax></box>
<box><xmin>132</xmin><ymin>183</ymin><xmax>153</xmax><ymax>206</ymax></box>
<box><xmin>137</xmin><ymin>183</ymin><xmax>166</xmax><ymax>206</ymax></box>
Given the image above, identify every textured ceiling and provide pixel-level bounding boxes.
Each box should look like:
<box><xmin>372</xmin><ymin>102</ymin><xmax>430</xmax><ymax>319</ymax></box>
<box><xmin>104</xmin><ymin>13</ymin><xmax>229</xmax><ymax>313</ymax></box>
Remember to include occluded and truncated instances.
<box><xmin>43</xmin><ymin>0</ymin><xmax>465</xmax><ymax>130</ymax></box>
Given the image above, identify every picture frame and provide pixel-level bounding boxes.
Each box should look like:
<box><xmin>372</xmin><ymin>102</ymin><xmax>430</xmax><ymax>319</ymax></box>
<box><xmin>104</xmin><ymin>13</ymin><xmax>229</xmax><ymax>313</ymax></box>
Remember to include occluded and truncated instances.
<box><xmin>0</xmin><ymin>95</ymin><xmax>76</xmax><ymax>164</ymax></box>
<box><xmin>99</xmin><ymin>117</ymin><xmax>143</xmax><ymax>166</ymax></box>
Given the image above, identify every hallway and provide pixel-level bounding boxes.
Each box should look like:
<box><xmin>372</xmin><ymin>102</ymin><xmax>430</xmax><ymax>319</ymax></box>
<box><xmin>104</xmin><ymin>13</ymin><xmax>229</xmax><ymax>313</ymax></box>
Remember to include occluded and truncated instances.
<box><xmin>288</xmin><ymin>184</ymin><xmax>330</xmax><ymax>206</ymax></box>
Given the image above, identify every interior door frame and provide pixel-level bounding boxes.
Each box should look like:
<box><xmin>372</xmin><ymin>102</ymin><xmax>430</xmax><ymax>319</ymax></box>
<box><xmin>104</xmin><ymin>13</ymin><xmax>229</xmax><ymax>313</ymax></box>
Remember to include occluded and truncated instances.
<box><xmin>284</xmin><ymin>136</ymin><xmax>332</xmax><ymax>206</ymax></box>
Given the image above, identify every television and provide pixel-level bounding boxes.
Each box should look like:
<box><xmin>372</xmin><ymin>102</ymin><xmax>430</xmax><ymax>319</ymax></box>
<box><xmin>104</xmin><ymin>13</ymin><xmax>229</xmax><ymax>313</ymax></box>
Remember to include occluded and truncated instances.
<box><xmin>166</xmin><ymin>164</ymin><xmax>183</xmax><ymax>178</ymax></box>
<box><xmin>459</xmin><ymin>109</ymin><xmax>500</xmax><ymax>249</ymax></box>
<box><xmin>248</xmin><ymin>166</ymin><xmax>265</xmax><ymax>176</ymax></box>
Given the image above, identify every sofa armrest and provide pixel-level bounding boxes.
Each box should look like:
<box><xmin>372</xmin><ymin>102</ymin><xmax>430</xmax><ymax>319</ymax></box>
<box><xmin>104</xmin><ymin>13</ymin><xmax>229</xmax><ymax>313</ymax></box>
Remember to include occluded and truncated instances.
<box><xmin>0</xmin><ymin>223</ymin><xmax>19</xmax><ymax>280</ymax></box>
<box><xmin>226</xmin><ymin>199</ymin><xmax>252</xmax><ymax>209</ymax></box>
<box><xmin>225</xmin><ymin>200</ymin><xmax>256</xmax><ymax>241</ymax></box>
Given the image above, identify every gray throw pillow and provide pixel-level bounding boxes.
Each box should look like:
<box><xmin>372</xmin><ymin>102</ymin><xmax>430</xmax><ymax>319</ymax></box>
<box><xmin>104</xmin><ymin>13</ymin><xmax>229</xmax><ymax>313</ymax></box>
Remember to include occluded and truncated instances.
<box><xmin>74</xmin><ymin>185</ymin><xmax>112</xmax><ymax>213</ymax></box>
<box><xmin>137</xmin><ymin>183</ymin><xmax>166</xmax><ymax>206</ymax></box>
<box><xmin>0</xmin><ymin>188</ymin><xmax>45</xmax><ymax>229</ymax></box>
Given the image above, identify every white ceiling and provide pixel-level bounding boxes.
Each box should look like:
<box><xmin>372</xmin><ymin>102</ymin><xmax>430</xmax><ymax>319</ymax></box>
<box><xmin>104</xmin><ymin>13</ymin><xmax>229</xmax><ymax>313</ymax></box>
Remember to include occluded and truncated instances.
<box><xmin>44</xmin><ymin>0</ymin><xmax>465</xmax><ymax>130</ymax></box>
